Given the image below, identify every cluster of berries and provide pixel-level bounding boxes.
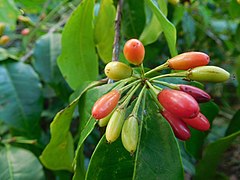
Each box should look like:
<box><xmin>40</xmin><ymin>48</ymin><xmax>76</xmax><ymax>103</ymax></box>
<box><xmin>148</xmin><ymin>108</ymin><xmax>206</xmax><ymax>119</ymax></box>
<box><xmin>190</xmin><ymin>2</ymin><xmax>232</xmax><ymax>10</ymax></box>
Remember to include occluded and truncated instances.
<box><xmin>91</xmin><ymin>39</ymin><xmax>230</xmax><ymax>153</ymax></box>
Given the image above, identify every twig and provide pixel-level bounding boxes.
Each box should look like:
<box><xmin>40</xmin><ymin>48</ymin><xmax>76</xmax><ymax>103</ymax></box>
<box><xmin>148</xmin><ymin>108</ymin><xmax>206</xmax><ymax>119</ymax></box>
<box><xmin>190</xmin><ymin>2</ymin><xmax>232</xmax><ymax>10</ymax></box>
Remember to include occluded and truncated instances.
<box><xmin>112</xmin><ymin>0</ymin><xmax>123</xmax><ymax>62</ymax></box>
<box><xmin>108</xmin><ymin>0</ymin><xmax>123</xmax><ymax>84</ymax></box>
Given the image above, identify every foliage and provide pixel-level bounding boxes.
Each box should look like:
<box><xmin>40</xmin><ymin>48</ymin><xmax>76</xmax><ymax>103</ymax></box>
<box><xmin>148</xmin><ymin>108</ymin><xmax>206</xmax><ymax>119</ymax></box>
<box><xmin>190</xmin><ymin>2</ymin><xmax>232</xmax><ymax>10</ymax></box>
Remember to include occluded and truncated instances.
<box><xmin>0</xmin><ymin>0</ymin><xmax>240</xmax><ymax>179</ymax></box>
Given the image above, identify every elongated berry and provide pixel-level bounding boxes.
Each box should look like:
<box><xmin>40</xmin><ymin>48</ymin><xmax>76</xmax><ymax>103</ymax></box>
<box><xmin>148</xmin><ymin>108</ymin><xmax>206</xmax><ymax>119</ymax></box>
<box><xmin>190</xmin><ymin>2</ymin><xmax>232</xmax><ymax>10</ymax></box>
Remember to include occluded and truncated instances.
<box><xmin>158</xmin><ymin>89</ymin><xmax>200</xmax><ymax>118</ymax></box>
<box><xmin>123</xmin><ymin>39</ymin><xmax>145</xmax><ymax>65</ymax></box>
<box><xmin>167</xmin><ymin>52</ymin><xmax>209</xmax><ymax>70</ymax></box>
<box><xmin>92</xmin><ymin>90</ymin><xmax>120</xmax><ymax>119</ymax></box>
<box><xmin>162</xmin><ymin>110</ymin><xmax>191</xmax><ymax>141</ymax></box>
<box><xmin>187</xmin><ymin>66</ymin><xmax>230</xmax><ymax>82</ymax></box>
<box><xmin>98</xmin><ymin>111</ymin><xmax>113</xmax><ymax>127</ymax></box>
<box><xmin>121</xmin><ymin>116</ymin><xmax>139</xmax><ymax>154</ymax></box>
<box><xmin>104</xmin><ymin>61</ymin><xmax>132</xmax><ymax>80</ymax></box>
<box><xmin>106</xmin><ymin>108</ymin><xmax>126</xmax><ymax>143</ymax></box>
<box><xmin>178</xmin><ymin>84</ymin><xmax>211</xmax><ymax>103</ymax></box>
<box><xmin>0</xmin><ymin>35</ymin><xmax>10</xmax><ymax>45</ymax></box>
<box><xmin>182</xmin><ymin>113</ymin><xmax>210</xmax><ymax>131</ymax></box>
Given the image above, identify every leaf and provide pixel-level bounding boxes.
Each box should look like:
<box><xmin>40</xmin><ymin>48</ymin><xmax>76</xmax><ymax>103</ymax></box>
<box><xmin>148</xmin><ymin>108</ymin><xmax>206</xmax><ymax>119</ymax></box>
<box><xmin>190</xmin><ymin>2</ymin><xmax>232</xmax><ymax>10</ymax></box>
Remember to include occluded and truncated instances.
<box><xmin>85</xmin><ymin>91</ymin><xmax>184</xmax><ymax>179</ymax></box>
<box><xmin>33</xmin><ymin>33</ymin><xmax>62</xmax><ymax>85</ymax></box>
<box><xmin>94</xmin><ymin>0</ymin><xmax>116</xmax><ymax>63</ymax></box>
<box><xmin>0</xmin><ymin>60</ymin><xmax>43</xmax><ymax>138</ymax></box>
<box><xmin>140</xmin><ymin>0</ymin><xmax>167</xmax><ymax>45</ymax></box>
<box><xmin>145</xmin><ymin>0</ymin><xmax>178</xmax><ymax>57</ymax></box>
<box><xmin>194</xmin><ymin>131</ymin><xmax>240</xmax><ymax>180</ymax></box>
<box><xmin>228</xmin><ymin>0</ymin><xmax>240</xmax><ymax>19</ymax></box>
<box><xmin>85</xmin><ymin>135</ymin><xmax>134</xmax><ymax>180</ymax></box>
<box><xmin>57</xmin><ymin>0</ymin><xmax>98</xmax><ymax>90</ymax></box>
<box><xmin>73</xmin><ymin>83</ymin><xmax>118</xmax><ymax>179</ymax></box>
<box><xmin>0</xmin><ymin>48</ymin><xmax>8</xmax><ymax>61</ymax></box>
<box><xmin>133</xmin><ymin>92</ymin><xmax>184</xmax><ymax>179</ymax></box>
<box><xmin>0</xmin><ymin>0</ymin><xmax>19</xmax><ymax>30</ymax></box>
<box><xmin>225</xmin><ymin>109</ymin><xmax>240</xmax><ymax>136</ymax></box>
<box><xmin>0</xmin><ymin>145</ymin><xmax>45</xmax><ymax>180</ymax></box>
<box><xmin>15</xmin><ymin>0</ymin><xmax>45</xmax><ymax>13</ymax></box>
<box><xmin>40</xmin><ymin>81</ymin><xmax>102</xmax><ymax>171</ymax></box>
<box><xmin>122</xmin><ymin>0</ymin><xmax>146</xmax><ymax>39</ymax></box>
<box><xmin>185</xmin><ymin>101</ymin><xmax>219</xmax><ymax>159</ymax></box>
<box><xmin>182</xmin><ymin>12</ymin><xmax>196</xmax><ymax>48</ymax></box>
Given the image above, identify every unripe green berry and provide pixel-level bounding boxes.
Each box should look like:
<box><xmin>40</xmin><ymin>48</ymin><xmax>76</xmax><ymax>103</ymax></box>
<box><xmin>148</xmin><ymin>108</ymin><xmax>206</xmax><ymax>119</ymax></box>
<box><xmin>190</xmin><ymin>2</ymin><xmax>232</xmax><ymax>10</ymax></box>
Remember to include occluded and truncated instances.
<box><xmin>104</xmin><ymin>61</ymin><xmax>132</xmax><ymax>80</ymax></box>
<box><xmin>187</xmin><ymin>66</ymin><xmax>230</xmax><ymax>83</ymax></box>
<box><xmin>106</xmin><ymin>108</ymin><xmax>126</xmax><ymax>143</ymax></box>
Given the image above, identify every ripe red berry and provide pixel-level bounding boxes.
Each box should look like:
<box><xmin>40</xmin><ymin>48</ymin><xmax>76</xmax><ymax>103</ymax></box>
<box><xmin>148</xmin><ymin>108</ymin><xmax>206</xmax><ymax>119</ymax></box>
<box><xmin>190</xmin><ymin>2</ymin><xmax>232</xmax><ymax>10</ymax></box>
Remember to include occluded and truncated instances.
<box><xmin>178</xmin><ymin>84</ymin><xmax>211</xmax><ymax>103</ymax></box>
<box><xmin>182</xmin><ymin>112</ymin><xmax>210</xmax><ymax>131</ymax></box>
<box><xmin>162</xmin><ymin>110</ymin><xmax>191</xmax><ymax>141</ymax></box>
<box><xmin>21</xmin><ymin>28</ymin><xmax>30</xmax><ymax>36</ymax></box>
<box><xmin>123</xmin><ymin>39</ymin><xmax>145</xmax><ymax>65</ymax></box>
<box><xmin>158</xmin><ymin>89</ymin><xmax>200</xmax><ymax>118</ymax></box>
<box><xmin>92</xmin><ymin>90</ymin><xmax>120</xmax><ymax>119</ymax></box>
<box><xmin>167</xmin><ymin>52</ymin><xmax>209</xmax><ymax>70</ymax></box>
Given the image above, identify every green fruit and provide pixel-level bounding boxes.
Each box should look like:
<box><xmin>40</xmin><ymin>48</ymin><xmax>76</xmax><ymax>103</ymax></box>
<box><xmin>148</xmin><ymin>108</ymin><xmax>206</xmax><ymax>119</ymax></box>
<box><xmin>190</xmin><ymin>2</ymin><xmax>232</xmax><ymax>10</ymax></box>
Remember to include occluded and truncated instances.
<box><xmin>121</xmin><ymin>116</ymin><xmax>139</xmax><ymax>154</ymax></box>
<box><xmin>104</xmin><ymin>61</ymin><xmax>132</xmax><ymax>80</ymax></box>
<box><xmin>98</xmin><ymin>111</ymin><xmax>113</xmax><ymax>127</ymax></box>
<box><xmin>106</xmin><ymin>108</ymin><xmax>126</xmax><ymax>143</ymax></box>
<box><xmin>188</xmin><ymin>66</ymin><xmax>230</xmax><ymax>82</ymax></box>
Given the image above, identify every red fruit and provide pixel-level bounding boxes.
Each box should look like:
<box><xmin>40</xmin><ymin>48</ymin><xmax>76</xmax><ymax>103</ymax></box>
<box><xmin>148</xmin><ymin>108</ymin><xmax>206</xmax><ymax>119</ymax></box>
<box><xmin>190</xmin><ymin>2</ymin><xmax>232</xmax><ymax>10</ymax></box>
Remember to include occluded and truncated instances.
<box><xmin>167</xmin><ymin>52</ymin><xmax>209</xmax><ymax>70</ymax></box>
<box><xmin>21</xmin><ymin>28</ymin><xmax>30</xmax><ymax>36</ymax></box>
<box><xmin>92</xmin><ymin>90</ymin><xmax>120</xmax><ymax>119</ymax></box>
<box><xmin>182</xmin><ymin>112</ymin><xmax>210</xmax><ymax>131</ymax></box>
<box><xmin>162</xmin><ymin>110</ymin><xmax>191</xmax><ymax>141</ymax></box>
<box><xmin>158</xmin><ymin>89</ymin><xmax>200</xmax><ymax>118</ymax></box>
<box><xmin>178</xmin><ymin>84</ymin><xmax>211</xmax><ymax>103</ymax></box>
<box><xmin>123</xmin><ymin>39</ymin><xmax>145</xmax><ymax>65</ymax></box>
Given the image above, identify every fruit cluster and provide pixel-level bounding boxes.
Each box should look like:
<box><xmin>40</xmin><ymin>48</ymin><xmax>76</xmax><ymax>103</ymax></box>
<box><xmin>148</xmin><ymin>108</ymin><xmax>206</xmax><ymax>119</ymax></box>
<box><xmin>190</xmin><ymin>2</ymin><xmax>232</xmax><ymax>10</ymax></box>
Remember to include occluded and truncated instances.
<box><xmin>92</xmin><ymin>39</ymin><xmax>230</xmax><ymax>153</ymax></box>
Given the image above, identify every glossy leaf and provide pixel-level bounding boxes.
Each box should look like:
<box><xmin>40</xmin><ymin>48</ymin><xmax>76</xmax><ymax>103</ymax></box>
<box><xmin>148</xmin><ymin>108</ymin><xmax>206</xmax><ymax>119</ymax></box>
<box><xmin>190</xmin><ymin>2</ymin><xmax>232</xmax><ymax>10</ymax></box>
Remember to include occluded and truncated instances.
<box><xmin>73</xmin><ymin>83</ymin><xmax>118</xmax><ymax>179</ymax></box>
<box><xmin>94</xmin><ymin>0</ymin><xmax>115</xmax><ymax>63</ymax></box>
<box><xmin>185</xmin><ymin>101</ymin><xmax>219</xmax><ymax>159</ymax></box>
<box><xmin>0</xmin><ymin>0</ymin><xmax>19</xmax><ymax>29</ymax></box>
<box><xmin>0</xmin><ymin>60</ymin><xmax>43</xmax><ymax>138</ymax></box>
<box><xmin>225</xmin><ymin>109</ymin><xmax>240</xmax><ymax>136</ymax></box>
<box><xmin>122</xmin><ymin>0</ymin><xmax>146</xmax><ymax>39</ymax></box>
<box><xmin>0</xmin><ymin>48</ymin><xmax>8</xmax><ymax>61</ymax></box>
<box><xmin>33</xmin><ymin>33</ymin><xmax>62</xmax><ymax>84</ymax></box>
<box><xmin>145</xmin><ymin>0</ymin><xmax>178</xmax><ymax>57</ymax></box>
<box><xmin>194</xmin><ymin>131</ymin><xmax>240</xmax><ymax>180</ymax></box>
<box><xmin>0</xmin><ymin>145</ymin><xmax>45</xmax><ymax>180</ymax></box>
<box><xmin>40</xmin><ymin>81</ymin><xmax>102</xmax><ymax>171</ymax></box>
<box><xmin>140</xmin><ymin>0</ymin><xmax>167</xmax><ymax>45</ymax></box>
<box><xmin>85</xmin><ymin>92</ymin><xmax>184</xmax><ymax>179</ymax></box>
<box><xmin>182</xmin><ymin>11</ymin><xmax>196</xmax><ymax>48</ymax></box>
<box><xmin>58</xmin><ymin>0</ymin><xmax>98</xmax><ymax>90</ymax></box>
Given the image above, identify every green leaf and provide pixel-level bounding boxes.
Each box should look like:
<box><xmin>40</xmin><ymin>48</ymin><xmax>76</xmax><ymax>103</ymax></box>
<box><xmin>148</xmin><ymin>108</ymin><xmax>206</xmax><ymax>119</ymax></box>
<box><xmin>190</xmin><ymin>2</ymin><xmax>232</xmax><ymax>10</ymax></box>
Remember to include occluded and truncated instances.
<box><xmin>225</xmin><ymin>109</ymin><xmax>240</xmax><ymax>136</ymax></box>
<box><xmin>228</xmin><ymin>0</ymin><xmax>240</xmax><ymax>19</ymax></box>
<box><xmin>0</xmin><ymin>0</ymin><xmax>19</xmax><ymax>30</ymax></box>
<box><xmin>33</xmin><ymin>33</ymin><xmax>62</xmax><ymax>85</ymax></box>
<box><xmin>182</xmin><ymin>12</ymin><xmax>196</xmax><ymax>48</ymax></box>
<box><xmin>0</xmin><ymin>60</ymin><xmax>43</xmax><ymax>138</ymax></box>
<box><xmin>0</xmin><ymin>145</ymin><xmax>45</xmax><ymax>180</ymax></box>
<box><xmin>57</xmin><ymin>0</ymin><xmax>98</xmax><ymax>90</ymax></box>
<box><xmin>94</xmin><ymin>0</ymin><xmax>116</xmax><ymax>63</ymax></box>
<box><xmin>122</xmin><ymin>0</ymin><xmax>146</xmax><ymax>39</ymax></box>
<box><xmin>185</xmin><ymin>101</ymin><xmax>219</xmax><ymax>159</ymax></box>
<box><xmin>86</xmin><ymin>135</ymin><xmax>134</xmax><ymax>180</ymax></box>
<box><xmin>73</xmin><ymin>83</ymin><xmax>118</xmax><ymax>179</ymax></box>
<box><xmin>85</xmin><ymin>91</ymin><xmax>184</xmax><ymax>179</ymax></box>
<box><xmin>140</xmin><ymin>0</ymin><xmax>167</xmax><ymax>45</ymax></box>
<box><xmin>0</xmin><ymin>48</ymin><xmax>8</xmax><ymax>61</ymax></box>
<box><xmin>15</xmin><ymin>0</ymin><xmax>45</xmax><ymax>13</ymax></box>
<box><xmin>145</xmin><ymin>0</ymin><xmax>178</xmax><ymax>57</ymax></box>
<box><xmin>40</xmin><ymin>81</ymin><xmax>102</xmax><ymax>171</ymax></box>
<box><xmin>133</xmin><ymin>92</ymin><xmax>184</xmax><ymax>179</ymax></box>
<box><xmin>194</xmin><ymin>131</ymin><xmax>240</xmax><ymax>180</ymax></box>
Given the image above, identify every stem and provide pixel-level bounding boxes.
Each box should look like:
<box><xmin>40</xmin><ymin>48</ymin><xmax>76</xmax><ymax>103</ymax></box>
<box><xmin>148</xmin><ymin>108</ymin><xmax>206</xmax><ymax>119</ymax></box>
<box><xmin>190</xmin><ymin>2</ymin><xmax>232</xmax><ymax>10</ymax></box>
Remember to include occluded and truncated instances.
<box><xmin>146</xmin><ymin>80</ymin><xmax>161</xmax><ymax>95</ymax></box>
<box><xmin>119</xmin><ymin>83</ymin><xmax>141</xmax><ymax>109</ymax></box>
<box><xmin>140</xmin><ymin>63</ymin><xmax>145</xmax><ymax>79</ymax></box>
<box><xmin>145</xmin><ymin>81</ymin><xmax>163</xmax><ymax>111</ymax></box>
<box><xmin>144</xmin><ymin>62</ymin><xmax>169</xmax><ymax>76</ymax></box>
<box><xmin>152</xmin><ymin>80</ymin><xmax>179</xmax><ymax>90</ymax></box>
<box><xmin>108</xmin><ymin>0</ymin><xmax>123</xmax><ymax>84</ymax></box>
<box><xmin>131</xmin><ymin>85</ymin><xmax>146</xmax><ymax>115</ymax></box>
<box><xmin>119</xmin><ymin>79</ymin><xmax>141</xmax><ymax>93</ymax></box>
<box><xmin>112</xmin><ymin>0</ymin><xmax>123</xmax><ymax>62</ymax></box>
<box><xmin>150</xmin><ymin>71</ymin><xmax>188</xmax><ymax>81</ymax></box>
